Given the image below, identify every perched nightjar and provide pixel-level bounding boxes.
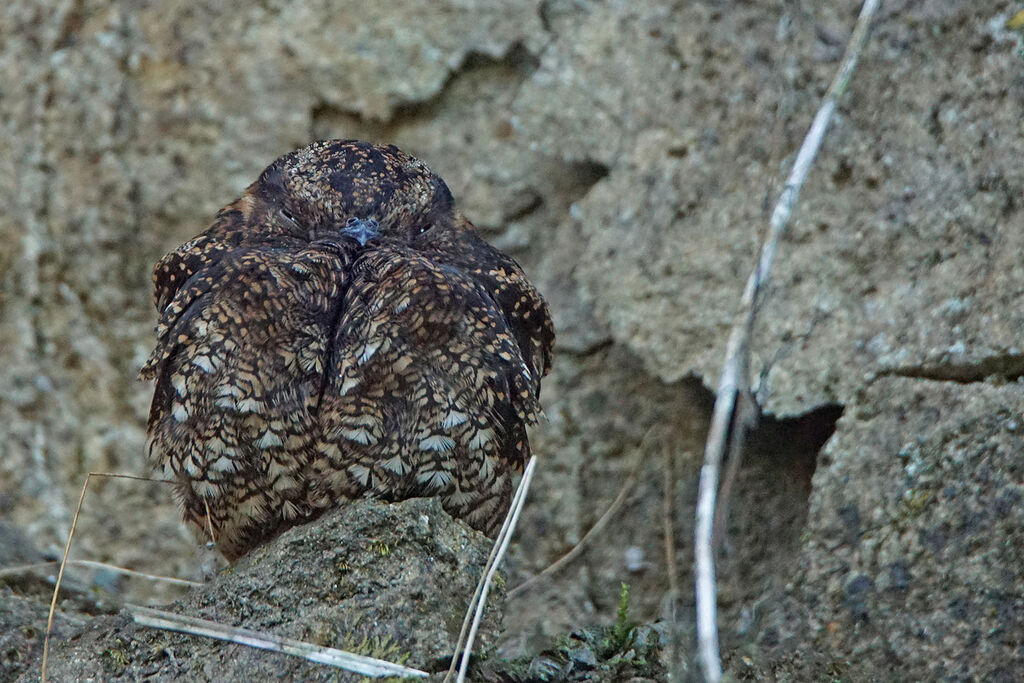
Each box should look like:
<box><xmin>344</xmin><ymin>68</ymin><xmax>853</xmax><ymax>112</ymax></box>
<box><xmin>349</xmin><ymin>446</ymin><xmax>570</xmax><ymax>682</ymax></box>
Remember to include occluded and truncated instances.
<box><xmin>141</xmin><ymin>140</ymin><xmax>554</xmax><ymax>560</ymax></box>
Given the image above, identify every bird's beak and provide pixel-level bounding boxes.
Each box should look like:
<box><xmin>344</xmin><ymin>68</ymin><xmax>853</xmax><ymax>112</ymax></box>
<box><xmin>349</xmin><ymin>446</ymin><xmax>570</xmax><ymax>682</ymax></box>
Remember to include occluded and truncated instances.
<box><xmin>341</xmin><ymin>217</ymin><xmax>380</xmax><ymax>246</ymax></box>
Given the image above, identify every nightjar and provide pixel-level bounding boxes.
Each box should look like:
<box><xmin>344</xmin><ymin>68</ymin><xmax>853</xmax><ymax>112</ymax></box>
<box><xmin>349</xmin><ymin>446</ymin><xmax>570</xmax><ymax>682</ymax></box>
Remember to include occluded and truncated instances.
<box><xmin>141</xmin><ymin>140</ymin><xmax>554</xmax><ymax>560</ymax></box>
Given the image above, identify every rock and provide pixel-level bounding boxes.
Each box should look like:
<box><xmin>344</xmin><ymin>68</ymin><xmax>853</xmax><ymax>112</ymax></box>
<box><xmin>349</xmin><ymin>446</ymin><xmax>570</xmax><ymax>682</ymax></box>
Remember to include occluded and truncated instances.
<box><xmin>753</xmin><ymin>378</ymin><xmax>1024</xmax><ymax>680</ymax></box>
<box><xmin>35</xmin><ymin>497</ymin><xmax>500</xmax><ymax>680</ymax></box>
<box><xmin>0</xmin><ymin>520</ymin><xmax>45</xmax><ymax>568</ymax></box>
<box><xmin>3</xmin><ymin>0</ymin><xmax>1024</xmax><ymax>679</ymax></box>
<box><xmin>1</xmin><ymin>592</ymin><xmax>59</xmax><ymax>682</ymax></box>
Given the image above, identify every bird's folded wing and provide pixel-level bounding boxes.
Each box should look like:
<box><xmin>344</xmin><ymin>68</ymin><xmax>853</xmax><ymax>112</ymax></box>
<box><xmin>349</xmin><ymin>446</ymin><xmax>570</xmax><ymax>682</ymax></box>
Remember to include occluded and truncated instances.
<box><xmin>314</xmin><ymin>247</ymin><xmax>540</xmax><ymax>506</ymax></box>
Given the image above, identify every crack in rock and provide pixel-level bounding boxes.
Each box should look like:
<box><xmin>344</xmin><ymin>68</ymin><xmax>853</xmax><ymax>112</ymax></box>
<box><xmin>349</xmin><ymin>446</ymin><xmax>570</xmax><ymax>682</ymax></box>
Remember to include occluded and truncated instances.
<box><xmin>879</xmin><ymin>352</ymin><xmax>1024</xmax><ymax>384</ymax></box>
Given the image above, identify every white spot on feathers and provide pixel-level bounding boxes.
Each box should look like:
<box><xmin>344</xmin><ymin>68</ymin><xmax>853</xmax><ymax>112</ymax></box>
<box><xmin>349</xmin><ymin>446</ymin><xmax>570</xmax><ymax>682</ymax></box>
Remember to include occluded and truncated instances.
<box><xmin>236</xmin><ymin>398</ymin><xmax>261</xmax><ymax>414</ymax></box>
<box><xmin>192</xmin><ymin>356</ymin><xmax>215</xmax><ymax>373</ymax></box>
<box><xmin>359</xmin><ymin>340</ymin><xmax>381</xmax><ymax>365</ymax></box>
<box><xmin>214</xmin><ymin>397</ymin><xmax>237</xmax><ymax>410</ymax></box>
<box><xmin>340</xmin><ymin>375</ymin><xmax>360</xmax><ymax>395</ymax></box>
<box><xmin>257</xmin><ymin>431</ymin><xmax>282</xmax><ymax>449</ymax></box>
<box><xmin>419</xmin><ymin>434</ymin><xmax>456</xmax><ymax>452</ymax></box>
<box><xmin>441</xmin><ymin>411</ymin><xmax>468</xmax><ymax>428</ymax></box>
<box><xmin>446</xmin><ymin>489</ymin><xmax>476</xmax><ymax>506</ymax></box>
<box><xmin>381</xmin><ymin>455</ymin><xmax>407</xmax><ymax>475</ymax></box>
<box><xmin>340</xmin><ymin>428</ymin><xmax>374</xmax><ymax>445</ymax></box>
<box><xmin>348</xmin><ymin>464</ymin><xmax>371</xmax><ymax>486</ymax></box>
<box><xmin>470</xmin><ymin>428</ymin><xmax>494</xmax><ymax>450</ymax></box>
<box><xmin>417</xmin><ymin>469</ymin><xmax>453</xmax><ymax>490</ymax></box>
<box><xmin>210</xmin><ymin>456</ymin><xmax>236</xmax><ymax>473</ymax></box>
<box><xmin>194</xmin><ymin>479</ymin><xmax>218</xmax><ymax>498</ymax></box>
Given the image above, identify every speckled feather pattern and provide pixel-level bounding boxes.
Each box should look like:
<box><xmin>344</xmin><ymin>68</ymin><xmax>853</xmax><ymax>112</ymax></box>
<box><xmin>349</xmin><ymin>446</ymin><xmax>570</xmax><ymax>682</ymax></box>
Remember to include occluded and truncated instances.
<box><xmin>141</xmin><ymin>140</ymin><xmax>553</xmax><ymax>560</ymax></box>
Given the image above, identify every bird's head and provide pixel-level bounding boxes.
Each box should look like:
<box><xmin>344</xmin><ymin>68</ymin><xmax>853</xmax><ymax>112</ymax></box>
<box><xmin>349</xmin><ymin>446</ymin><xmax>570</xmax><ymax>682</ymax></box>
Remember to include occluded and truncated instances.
<box><xmin>247</xmin><ymin>139</ymin><xmax>457</xmax><ymax>249</ymax></box>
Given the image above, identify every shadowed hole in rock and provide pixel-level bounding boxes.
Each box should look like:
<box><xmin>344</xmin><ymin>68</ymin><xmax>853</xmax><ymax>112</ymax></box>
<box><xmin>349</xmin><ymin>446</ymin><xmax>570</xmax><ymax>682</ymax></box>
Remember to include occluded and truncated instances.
<box><xmin>716</xmin><ymin>401</ymin><xmax>844</xmax><ymax>646</ymax></box>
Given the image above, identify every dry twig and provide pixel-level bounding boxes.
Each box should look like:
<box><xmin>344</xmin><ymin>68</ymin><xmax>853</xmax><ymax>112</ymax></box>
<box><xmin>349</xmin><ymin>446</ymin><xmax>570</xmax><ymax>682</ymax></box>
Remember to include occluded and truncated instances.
<box><xmin>507</xmin><ymin>441</ymin><xmax>649</xmax><ymax>599</ymax></box>
<box><xmin>445</xmin><ymin>455</ymin><xmax>538</xmax><ymax>683</ymax></box>
<box><xmin>128</xmin><ymin>605</ymin><xmax>428</xmax><ymax>678</ymax></box>
<box><xmin>445</xmin><ymin>466</ymin><xmax>528</xmax><ymax>682</ymax></box>
<box><xmin>0</xmin><ymin>559</ymin><xmax>202</xmax><ymax>588</ymax></box>
<box><xmin>693</xmin><ymin>2</ymin><xmax>881</xmax><ymax>680</ymax></box>
<box><xmin>661</xmin><ymin>444</ymin><xmax>684</xmax><ymax>681</ymax></box>
<box><xmin>663</xmin><ymin>444</ymin><xmax>680</xmax><ymax>597</ymax></box>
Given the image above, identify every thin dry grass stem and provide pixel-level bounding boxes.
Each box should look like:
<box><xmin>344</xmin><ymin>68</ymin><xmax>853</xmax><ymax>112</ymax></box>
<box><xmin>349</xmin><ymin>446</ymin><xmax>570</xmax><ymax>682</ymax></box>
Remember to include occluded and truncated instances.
<box><xmin>128</xmin><ymin>605</ymin><xmax>428</xmax><ymax>678</ymax></box>
<box><xmin>203</xmin><ymin>497</ymin><xmax>218</xmax><ymax>546</ymax></box>
<box><xmin>455</xmin><ymin>455</ymin><xmax>537</xmax><ymax>683</ymax></box>
<box><xmin>693</xmin><ymin>2</ymin><xmax>880</xmax><ymax>681</ymax></box>
<box><xmin>713</xmin><ymin>400</ymin><xmax>755</xmax><ymax>558</ymax></box>
<box><xmin>0</xmin><ymin>562</ymin><xmax>65</xmax><ymax>580</ymax></box>
<box><xmin>41</xmin><ymin>472</ymin><xmax>173</xmax><ymax>683</ymax></box>
<box><xmin>444</xmin><ymin>458</ymin><xmax>534</xmax><ymax>683</ymax></box>
<box><xmin>0</xmin><ymin>559</ymin><xmax>202</xmax><ymax>588</ymax></box>
<box><xmin>663</xmin><ymin>444</ymin><xmax>680</xmax><ymax>597</ymax></box>
<box><xmin>662</xmin><ymin>445</ymin><xmax>683</xmax><ymax>682</ymax></box>
<box><xmin>508</xmin><ymin>429</ymin><xmax>657</xmax><ymax>599</ymax></box>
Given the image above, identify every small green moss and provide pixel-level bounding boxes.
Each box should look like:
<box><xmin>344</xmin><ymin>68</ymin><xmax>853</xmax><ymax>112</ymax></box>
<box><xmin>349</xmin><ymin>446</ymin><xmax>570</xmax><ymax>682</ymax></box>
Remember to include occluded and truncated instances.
<box><xmin>103</xmin><ymin>638</ymin><xmax>130</xmax><ymax>672</ymax></box>
<box><xmin>331</xmin><ymin>621</ymin><xmax>412</xmax><ymax>682</ymax></box>
<box><xmin>610</xmin><ymin>582</ymin><xmax>636</xmax><ymax>652</ymax></box>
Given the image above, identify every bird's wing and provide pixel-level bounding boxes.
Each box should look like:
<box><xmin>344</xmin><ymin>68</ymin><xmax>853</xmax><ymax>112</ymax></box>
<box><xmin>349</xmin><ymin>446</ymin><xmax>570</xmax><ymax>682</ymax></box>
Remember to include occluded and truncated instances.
<box><xmin>147</xmin><ymin>205</ymin><xmax>249</xmax><ymax>318</ymax></box>
<box><xmin>142</xmin><ymin>236</ymin><xmax>350</xmax><ymax>556</ymax></box>
<box><xmin>144</xmin><ymin>200</ymin><xmax>296</xmax><ymax>351</ymax></box>
<box><xmin>313</xmin><ymin>246</ymin><xmax>540</xmax><ymax>529</ymax></box>
<box><xmin>442</xmin><ymin>226</ymin><xmax>554</xmax><ymax>396</ymax></box>
<box><xmin>467</xmin><ymin>250</ymin><xmax>554</xmax><ymax>395</ymax></box>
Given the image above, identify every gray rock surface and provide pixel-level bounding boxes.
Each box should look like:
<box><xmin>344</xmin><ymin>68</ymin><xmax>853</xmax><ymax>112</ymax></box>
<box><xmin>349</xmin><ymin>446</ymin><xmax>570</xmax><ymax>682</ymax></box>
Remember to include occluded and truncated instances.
<box><xmin>754</xmin><ymin>378</ymin><xmax>1024</xmax><ymax>680</ymax></box>
<box><xmin>2</xmin><ymin>0</ymin><xmax>1022</xmax><ymax>680</ymax></box>
<box><xmin>34</xmin><ymin>497</ymin><xmax>500</xmax><ymax>681</ymax></box>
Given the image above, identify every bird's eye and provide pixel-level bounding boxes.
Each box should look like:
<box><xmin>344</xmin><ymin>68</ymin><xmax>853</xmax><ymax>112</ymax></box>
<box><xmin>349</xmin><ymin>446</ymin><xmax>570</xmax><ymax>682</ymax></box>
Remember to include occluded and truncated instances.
<box><xmin>416</xmin><ymin>223</ymin><xmax>432</xmax><ymax>235</ymax></box>
<box><xmin>280</xmin><ymin>208</ymin><xmax>297</xmax><ymax>224</ymax></box>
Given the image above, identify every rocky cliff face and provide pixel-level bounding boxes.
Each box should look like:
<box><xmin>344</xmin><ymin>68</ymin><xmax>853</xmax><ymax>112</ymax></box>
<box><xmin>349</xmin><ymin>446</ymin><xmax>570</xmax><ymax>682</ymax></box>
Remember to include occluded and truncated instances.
<box><xmin>2</xmin><ymin>1</ymin><xmax>1022</xmax><ymax>680</ymax></box>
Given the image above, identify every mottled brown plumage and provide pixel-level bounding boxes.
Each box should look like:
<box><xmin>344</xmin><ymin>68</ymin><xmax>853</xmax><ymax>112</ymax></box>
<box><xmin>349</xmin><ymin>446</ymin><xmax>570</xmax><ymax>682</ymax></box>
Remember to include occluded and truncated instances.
<box><xmin>141</xmin><ymin>140</ymin><xmax>554</xmax><ymax>560</ymax></box>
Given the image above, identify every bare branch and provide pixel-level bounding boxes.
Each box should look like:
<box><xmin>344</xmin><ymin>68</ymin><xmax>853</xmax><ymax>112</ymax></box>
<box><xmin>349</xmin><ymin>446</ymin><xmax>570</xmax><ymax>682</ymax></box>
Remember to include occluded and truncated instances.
<box><xmin>693</xmin><ymin>1</ymin><xmax>881</xmax><ymax>680</ymax></box>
